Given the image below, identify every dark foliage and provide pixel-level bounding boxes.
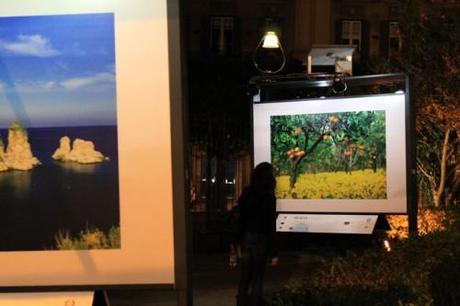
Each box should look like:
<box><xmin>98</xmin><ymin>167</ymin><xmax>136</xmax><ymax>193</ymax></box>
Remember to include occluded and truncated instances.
<box><xmin>271</xmin><ymin>285</ymin><xmax>411</xmax><ymax>306</ymax></box>
<box><xmin>269</xmin><ymin>210</ymin><xmax>460</xmax><ymax>305</ymax></box>
<box><xmin>430</xmin><ymin>251</ymin><xmax>460</xmax><ymax>306</ymax></box>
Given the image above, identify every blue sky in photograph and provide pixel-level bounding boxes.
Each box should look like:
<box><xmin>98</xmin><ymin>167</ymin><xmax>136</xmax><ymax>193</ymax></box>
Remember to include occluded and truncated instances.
<box><xmin>0</xmin><ymin>13</ymin><xmax>116</xmax><ymax>128</ymax></box>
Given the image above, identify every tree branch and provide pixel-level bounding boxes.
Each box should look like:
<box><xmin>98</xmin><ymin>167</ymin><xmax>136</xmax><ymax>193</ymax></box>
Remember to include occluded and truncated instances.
<box><xmin>437</xmin><ymin>128</ymin><xmax>451</xmax><ymax>203</ymax></box>
<box><xmin>416</xmin><ymin>157</ymin><xmax>436</xmax><ymax>189</ymax></box>
<box><xmin>295</xmin><ymin>131</ymin><xmax>326</xmax><ymax>168</ymax></box>
<box><xmin>301</xmin><ymin>127</ymin><xmax>309</xmax><ymax>152</ymax></box>
<box><xmin>306</xmin><ymin>134</ymin><xmax>325</xmax><ymax>155</ymax></box>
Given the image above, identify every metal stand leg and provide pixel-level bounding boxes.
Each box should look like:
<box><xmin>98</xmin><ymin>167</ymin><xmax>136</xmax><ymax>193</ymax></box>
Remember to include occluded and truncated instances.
<box><xmin>92</xmin><ymin>290</ymin><xmax>111</xmax><ymax>306</ymax></box>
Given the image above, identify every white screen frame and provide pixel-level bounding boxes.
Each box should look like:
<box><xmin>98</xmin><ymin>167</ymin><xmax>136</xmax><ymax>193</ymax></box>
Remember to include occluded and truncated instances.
<box><xmin>0</xmin><ymin>0</ymin><xmax>179</xmax><ymax>288</ymax></box>
<box><xmin>253</xmin><ymin>93</ymin><xmax>408</xmax><ymax>214</ymax></box>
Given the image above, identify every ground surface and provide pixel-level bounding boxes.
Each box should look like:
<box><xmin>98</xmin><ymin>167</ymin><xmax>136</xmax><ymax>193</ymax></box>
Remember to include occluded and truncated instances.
<box><xmin>108</xmin><ymin>251</ymin><xmax>319</xmax><ymax>306</ymax></box>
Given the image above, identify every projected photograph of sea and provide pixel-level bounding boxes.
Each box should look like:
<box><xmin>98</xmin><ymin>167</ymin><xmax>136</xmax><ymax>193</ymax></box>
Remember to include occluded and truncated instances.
<box><xmin>0</xmin><ymin>13</ymin><xmax>120</xmax><ymax>251</ymax></box>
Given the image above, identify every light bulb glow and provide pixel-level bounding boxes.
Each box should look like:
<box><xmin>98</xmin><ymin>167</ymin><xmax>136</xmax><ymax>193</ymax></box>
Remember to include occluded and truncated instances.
<box><xmin>262</xmin><ymin>31</ymin><xmax>280</xmax><ymax>48</ymax></box>
<box><xmin>383</xmin><ymin>239</ymin><xmax>392</xmax><ymax>252</ymax></box>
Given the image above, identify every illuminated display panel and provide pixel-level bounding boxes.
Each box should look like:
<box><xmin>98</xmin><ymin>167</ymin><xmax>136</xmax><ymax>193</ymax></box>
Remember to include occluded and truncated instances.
<box><xmin>254</xmin><ymin>93</ymin><xmax>407</xmax><ymax>214</ymax></box>
<box><xmin>0</xmin><ymin>0</ymin><xmax>175</xmax><ymax>287</ymax></box>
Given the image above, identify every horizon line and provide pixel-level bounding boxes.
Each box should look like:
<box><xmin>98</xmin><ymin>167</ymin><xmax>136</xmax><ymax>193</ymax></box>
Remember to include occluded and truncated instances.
<box><xmin>0</xmin><ymin>124</ymin><xmax>117</xmax><ymax>129</ymax></box>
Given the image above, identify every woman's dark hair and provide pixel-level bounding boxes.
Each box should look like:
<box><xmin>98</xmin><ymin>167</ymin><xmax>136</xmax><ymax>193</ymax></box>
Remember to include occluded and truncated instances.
<box><xmin>250</xmin><ymin>162</ymin><xmax>276</xmax><ymax>195</ymax></box>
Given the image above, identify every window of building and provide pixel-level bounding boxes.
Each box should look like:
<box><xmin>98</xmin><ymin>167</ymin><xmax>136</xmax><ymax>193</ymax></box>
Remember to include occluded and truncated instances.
<box><xmin>224</xmin><ymin>160</ymin><xmax>235</xmax><ymax>200</ymax></box>
<box><xmin>210</xmin><ymin>16</ymin><xmax>234</xmax><ymax>55</ymax></box>
<box><xmin>199</xmin><ymin>158</ymin><xmax>211</xmax><ymax>200</ymax></box>
<box><xmin>199</xmin><ymin>159</ymin><xmax>235</xmax><ymax>199</ymax></box>
<box><xmin>388</xmin><ymin>21</ymin><xmax>402</xmax><ymax>57</ymax></box>
<box><xmin>341</xmin><ymin>20</ymin><xmax>362</xmax><ymax>51</ymax></box>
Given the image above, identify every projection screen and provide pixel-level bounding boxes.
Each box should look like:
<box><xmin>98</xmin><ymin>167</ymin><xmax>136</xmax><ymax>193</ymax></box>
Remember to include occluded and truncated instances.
<box><xmin>253</xmin><ymin>93</ymin><xmax>408</xmax><ymax>214</ymax></box>
<box><xmin>0</xmin><ymin>0</ymin><xmax>176</xmax><ymax>287</ymax></box>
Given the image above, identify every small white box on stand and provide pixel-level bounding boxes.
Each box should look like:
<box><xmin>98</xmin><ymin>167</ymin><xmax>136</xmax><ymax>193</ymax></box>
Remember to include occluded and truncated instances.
<box><xmin>277</xmin><ymin>214</ymin><xmax>378</xmax><ymax>234</ymax></box>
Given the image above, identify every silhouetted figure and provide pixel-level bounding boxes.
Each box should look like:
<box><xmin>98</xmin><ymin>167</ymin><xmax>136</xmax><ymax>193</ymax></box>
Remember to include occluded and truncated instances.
<box><xmin>236</xmin><ymin>162</ymin><xmax>278</xmax><ymax>306</ymax></box>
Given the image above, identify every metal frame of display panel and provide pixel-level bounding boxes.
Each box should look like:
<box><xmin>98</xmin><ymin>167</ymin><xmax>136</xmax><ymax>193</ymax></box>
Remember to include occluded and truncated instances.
<box><xmin>0</xmin><ymin>1</ymin><xmax>191</xmax><ymax>305</ymax></box>
<box><xmin>250</xmin><ymin>73</ymin><xmax>417</xmax><ymax>234</ymax></box>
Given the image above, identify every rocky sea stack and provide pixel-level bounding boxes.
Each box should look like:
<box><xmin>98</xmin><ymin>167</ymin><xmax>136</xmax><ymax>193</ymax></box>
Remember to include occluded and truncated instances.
<box><xmin>0</xmin><ymin>138</ymin><xmax>7</xmax><ymax>172</ymax></box>
<box><xmin>0</xmin><ymin>121</ymin><xmax>41</xmax><ymax>172</ymax></box>
<box><xmin>52</xmin><ymin>136</ymin><xmax>109</xmax><ymax>164</ymax></box>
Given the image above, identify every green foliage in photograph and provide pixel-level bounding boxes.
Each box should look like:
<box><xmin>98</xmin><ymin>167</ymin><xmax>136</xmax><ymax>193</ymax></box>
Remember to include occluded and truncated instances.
<box><xmin>271</xmin><ymin>111</ymin><xmax>386</xmax><ymax>198</ymax></box>
<box><xmin>55</xmin><ymin>226</ymin><xmax>120</xmax><ymax>250</ymax></box>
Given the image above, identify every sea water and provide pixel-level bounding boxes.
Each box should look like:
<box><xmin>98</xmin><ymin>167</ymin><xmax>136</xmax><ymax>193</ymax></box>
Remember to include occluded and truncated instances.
<box><xmin>0</xmin><ymin>126</ymin><xmax>119</xmax><ymax>251</ymax></box>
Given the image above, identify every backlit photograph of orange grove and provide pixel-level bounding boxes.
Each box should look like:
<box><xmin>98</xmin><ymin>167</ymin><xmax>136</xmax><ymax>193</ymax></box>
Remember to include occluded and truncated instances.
<box><xmin>271</xmin><ymin>110</ymin><xmax>386</xmax><ymax>200</ymax></box>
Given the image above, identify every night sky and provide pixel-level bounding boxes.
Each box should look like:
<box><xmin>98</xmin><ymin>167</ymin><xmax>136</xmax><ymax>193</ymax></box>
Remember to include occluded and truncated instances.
<box><xmin>0</xmin><ymin>13</ymin><xmax>117</xmax><ymax>128</ymax></box>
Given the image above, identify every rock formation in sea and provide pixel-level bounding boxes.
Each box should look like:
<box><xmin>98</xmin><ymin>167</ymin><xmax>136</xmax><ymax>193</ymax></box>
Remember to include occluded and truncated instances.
<box><xmin>0</xmin><ymin>161</ymin><xmax>7</xmax><ymax>172</ymax></box>
<box><xmin>0</xmin><ymin>136</ymin><xmax>7</xmax><ymax>172</ymax></box>
<box><xmin>0</xmin><ymin>121</ymin><xmax>40</xmax><ymax>171</ymax></box>
<box><xmin>52</xmin><ymin>136</ymin><xmax>109</xmax><ymax>164</ymax></box>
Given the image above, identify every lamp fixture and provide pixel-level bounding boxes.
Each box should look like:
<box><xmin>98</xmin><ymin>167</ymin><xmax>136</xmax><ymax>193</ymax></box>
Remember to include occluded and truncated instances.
<box><xmin>331</xmin><ymin>74</ymin><xmax>348</xmax><ymax>95</ymax></box>
<box><xmin>253</xmin><ymin>31</ymin><xmax>286</xmax><ymax>74</ymax></box>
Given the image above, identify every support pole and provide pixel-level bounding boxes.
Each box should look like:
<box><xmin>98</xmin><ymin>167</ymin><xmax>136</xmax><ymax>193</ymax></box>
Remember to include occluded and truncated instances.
<box><xmin>92</xmin><ymin>290</ymin><xmax>111</xmax><ymax>306</ymax></box>
<box><xmin>168</xmin><ymin>0</ymin><xmax>193</xmax><ymax>305</ymax></box>
<box><xmin>406</xmin><ymin>74</ymin><xmax>418</xmax><ymax>235</ymax></box>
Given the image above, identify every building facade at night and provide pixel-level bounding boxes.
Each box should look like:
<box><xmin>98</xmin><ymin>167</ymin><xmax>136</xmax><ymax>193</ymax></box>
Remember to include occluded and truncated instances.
<box><xmin>186</xmin><ymin>0</ymin><xmax>402</xmax><ymax>62</ymax></box>
<box><xmin>186</xmin><ymin>0</ymin><xmax>403</xmax><ymax>214</ymax></box>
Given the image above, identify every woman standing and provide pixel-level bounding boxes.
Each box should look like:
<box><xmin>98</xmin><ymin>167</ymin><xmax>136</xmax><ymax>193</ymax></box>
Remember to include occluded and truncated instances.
<box><xmin>236</xmin><ymin>162</ymin><xmax>278</xmax><ymax>306</ymax></box>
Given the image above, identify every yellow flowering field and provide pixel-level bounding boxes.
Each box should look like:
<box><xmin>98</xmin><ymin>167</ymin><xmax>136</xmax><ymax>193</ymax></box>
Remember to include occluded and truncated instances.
<box><xmin>276</xmin><ymin>169</ymin><xmax>387</xmax><ymax>199</ymax></box>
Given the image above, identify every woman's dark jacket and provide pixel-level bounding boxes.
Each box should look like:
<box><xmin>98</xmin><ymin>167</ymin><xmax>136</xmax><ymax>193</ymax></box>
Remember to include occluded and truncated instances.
<box><xmin>237</xmin><ymin>186</ymin><xmax>278</xmax><ymax>257</ymax></box>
